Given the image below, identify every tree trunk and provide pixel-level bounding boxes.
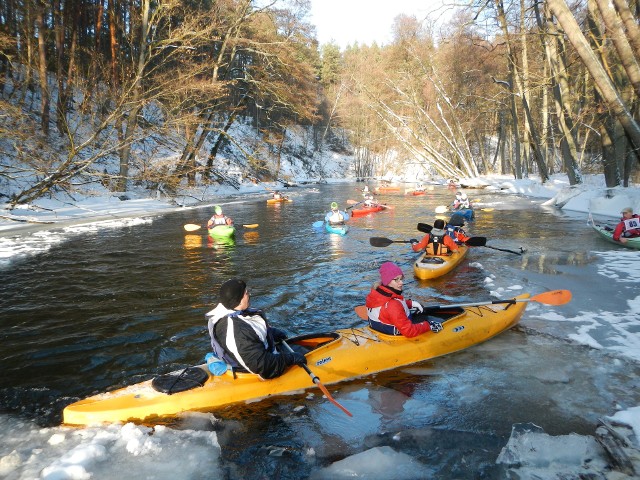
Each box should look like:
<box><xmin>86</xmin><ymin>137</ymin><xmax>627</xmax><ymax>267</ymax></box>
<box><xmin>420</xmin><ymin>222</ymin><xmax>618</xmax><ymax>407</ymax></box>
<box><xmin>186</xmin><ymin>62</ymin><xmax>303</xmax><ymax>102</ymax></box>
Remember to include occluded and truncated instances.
<box><xmin>547</xmin><ymin>0</ymin><xmax>640</xmax><ymax>151</ymax></box>
<box><xmin>535</xmin><ymin>0</ymin><xmax>581</xmax><ymax>184</ymax></box>
<box><xmin>594</xmin><ymin>0</ymin><xmax>640</xmax><ymax>96</ymax></box>
<box><xmin>35</xmin><ymin>5</ymin><xmax>50</xmax><ymax>135</ymax></box>
<box><xmin>494</xmin><ymin>0</ymin><xmax>522</xmax><ymax>179</ymax></box>
<box><xmin>116</xmin><ymin>0</ymin><xmax>150</xmax><ymax>192</ymax></box>
<box><xmin>611</xmin><ymin>0</ymin><xmax>640</xmax><ymax>63</ymax></box>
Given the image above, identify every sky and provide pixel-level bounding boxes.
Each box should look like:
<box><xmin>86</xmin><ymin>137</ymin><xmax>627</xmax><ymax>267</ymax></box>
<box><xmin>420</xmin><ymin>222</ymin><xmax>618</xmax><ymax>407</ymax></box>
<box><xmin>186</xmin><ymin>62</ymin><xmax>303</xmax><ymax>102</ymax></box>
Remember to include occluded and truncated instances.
<box><xmin>308</xmin><ymin>0</ymin><xmax>450</xmax><ymax>48</ymax></box>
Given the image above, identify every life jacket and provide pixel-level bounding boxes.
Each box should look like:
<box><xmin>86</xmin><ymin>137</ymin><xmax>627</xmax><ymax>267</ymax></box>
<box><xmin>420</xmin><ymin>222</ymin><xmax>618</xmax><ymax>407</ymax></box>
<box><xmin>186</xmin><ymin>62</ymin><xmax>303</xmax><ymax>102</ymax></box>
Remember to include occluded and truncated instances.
<box><xmin>212</xmin><ymin>214</ymin><xmax>227</xmax><ymax>226</ymax></box>
<box><xmin>327</xmin><ymin>211</ymin><xmax>345</xmax><ymax>225</ymax></box>
<box><xmin>426</xmin><ymin>229</ymin><xmax>450</xmax><ymax>255</ymax></box>
<box><xmin>367</xmin><ymin>288</ymin><xmax>410</xmax><ymax>336</ymax></box>
<box><xmin>445</xmin><ymin>225</ymin><xmax>466</xmax><ymax>243</ymax></box>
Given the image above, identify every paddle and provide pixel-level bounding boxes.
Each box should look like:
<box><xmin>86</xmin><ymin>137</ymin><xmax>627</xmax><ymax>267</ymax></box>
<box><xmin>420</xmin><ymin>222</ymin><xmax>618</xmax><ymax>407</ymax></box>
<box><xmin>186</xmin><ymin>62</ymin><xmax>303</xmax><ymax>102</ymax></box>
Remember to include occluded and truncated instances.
<box><xmin>417</xmin><ymin>223</ymin><xmax>522</xmax><ymax>254</ymax></box>
<box><xmin>312</xmin><ymin>220</ymin><xmax>324</xmax><ymax>228</ymax></box>
<box><xmin>353</xmin><ymin>290</ymin><xmax>572</xmax><ymax>320</ymax></box>
<box><xmin>281</xmin><ymin>340</ymin><xmax>353</xmax><ymax>417</ymax></box>
<box><xmin>369</xmin><ymin>237</ymin><xmax>415</xmax><ymax>247</ymax></box>
<box><xmin>483</xmin><ymin>245</ymin><xmax>525</xmax><ymax>254</ymax></box>
<box><xmin>369</xmin><ymin>236</ymin><xmax>485</xmax><ymax>248</ymax></box>
<box><xmin>184</xmin><ymin>223</ymin><xmax>258</xmax><ymax>232</ymax></box>
<box><xmin>346</xmin><ymin>199</ymin><xmax>364</xmax><ymax>210</ymax></box>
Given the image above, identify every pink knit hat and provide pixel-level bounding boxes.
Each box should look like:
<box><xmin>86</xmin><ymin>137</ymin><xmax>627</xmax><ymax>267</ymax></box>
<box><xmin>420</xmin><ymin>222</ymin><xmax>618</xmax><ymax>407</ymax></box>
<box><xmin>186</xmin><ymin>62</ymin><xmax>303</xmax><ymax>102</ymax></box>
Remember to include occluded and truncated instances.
<box><xmin>379</xmin><ymin>262</ymin><xmax>403</xmax><ymax>286</ymax></box>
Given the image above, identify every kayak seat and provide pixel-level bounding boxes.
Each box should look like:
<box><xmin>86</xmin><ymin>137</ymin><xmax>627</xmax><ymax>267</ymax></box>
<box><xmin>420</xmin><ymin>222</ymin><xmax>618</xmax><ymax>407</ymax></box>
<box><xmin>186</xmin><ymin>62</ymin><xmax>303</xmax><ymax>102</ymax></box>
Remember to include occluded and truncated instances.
<box><xmin>152</xmin><ymin>366</ymin><xmax>209</xmax><ymax>395</ymax></box>
<box><xmin>420</xmin><ymin>256</ymin><xmax>446</xmax><ymax>265</ymax></box>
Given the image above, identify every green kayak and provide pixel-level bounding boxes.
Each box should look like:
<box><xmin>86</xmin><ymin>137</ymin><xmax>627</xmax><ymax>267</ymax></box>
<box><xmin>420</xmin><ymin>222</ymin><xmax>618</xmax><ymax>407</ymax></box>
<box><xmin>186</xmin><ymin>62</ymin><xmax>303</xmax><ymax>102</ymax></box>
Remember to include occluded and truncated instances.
<box><xmin>208</xmin><ymin>225</ymin><xmax>236</xmax><ymax>238</ymax></box>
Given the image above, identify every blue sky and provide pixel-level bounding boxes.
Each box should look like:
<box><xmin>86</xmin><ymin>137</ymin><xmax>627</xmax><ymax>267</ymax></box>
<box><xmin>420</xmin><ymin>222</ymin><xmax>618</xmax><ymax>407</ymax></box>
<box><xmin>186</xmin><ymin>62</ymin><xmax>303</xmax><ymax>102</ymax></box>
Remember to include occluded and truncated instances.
<box><xmin>308</xmin><ymin>0</ymin><xmax>445</xmax><ymax>48</ymax></box>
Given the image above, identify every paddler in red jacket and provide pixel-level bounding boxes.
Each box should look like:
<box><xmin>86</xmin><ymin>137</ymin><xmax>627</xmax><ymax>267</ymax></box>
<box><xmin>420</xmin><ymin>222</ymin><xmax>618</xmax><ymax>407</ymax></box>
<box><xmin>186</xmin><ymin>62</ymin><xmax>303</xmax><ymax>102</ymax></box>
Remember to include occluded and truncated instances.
<box><xmin>365</xmin><ymin>262</ymin><xmax>442</xmax><ymax>338</ymax></box>
<box><xmin>613</xmin><ymin>207</ymin><xmax>640</xmax><ymax>244</ymax></box>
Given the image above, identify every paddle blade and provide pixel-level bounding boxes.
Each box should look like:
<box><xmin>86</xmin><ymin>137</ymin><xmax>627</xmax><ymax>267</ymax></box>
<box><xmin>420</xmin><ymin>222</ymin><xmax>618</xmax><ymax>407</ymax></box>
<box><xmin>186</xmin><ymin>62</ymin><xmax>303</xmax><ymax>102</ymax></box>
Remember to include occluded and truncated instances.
<box><xmin>530</xmin><ymin>290</ymin><xmax>572</xmax><ymax>306</ymax></box>
<box><xmin>312</xmin><ymin>220</ymin><xmax>324</xmax><ymax>228</ymax></box>
<box><xmin>435</xmin><ymin>205</ymin><xmax>448</xmax><ymax>214</ymax></box>
<box><xmin>417</xmin><ymin>223</ymin><xmax>432</xmax><ymax>233</ymax></box>
<box><xmin>465</xmin><ymin>236</ymin><xmax>487</xmax><ymax>247</ymax></box>
<box><xmin>354</xmin><ymin>305</ymin><xmax>368</xmax><ymax>320</ymax></box>
<box><xmin>184</xmin><ymin>224</ymin><xmax>202</xmax><ymax>232</ymax></box>
<box><xmin>369</xmin><ymin>237</ymin><xmax>395</xmax><ymax>247</ymax></box>
<box><xmin>315</xmin><ymin>380</ymin><xmax>353</xmax><ymax>417</ymax></box>
<box><xmin>242</xmin><ymin>224</ymin><xmax>259</xmax><ymax>228</ymax></box>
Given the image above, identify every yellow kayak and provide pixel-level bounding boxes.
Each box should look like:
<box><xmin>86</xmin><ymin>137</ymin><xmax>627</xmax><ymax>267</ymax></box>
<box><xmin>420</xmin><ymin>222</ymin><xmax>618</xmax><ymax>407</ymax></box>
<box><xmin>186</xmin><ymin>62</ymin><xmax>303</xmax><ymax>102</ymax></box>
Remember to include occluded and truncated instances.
<box><xmin>413</xmin><ymin>245</ymin><xmax>469</xmax><ymax>280</ymax></box>
<box><xmin>62</xmin><ymin>295</ymin><xmax>528</xmax><ymax>426</ymax></box>
<box><xmin>266</xmin><ymin>197</ymin><xmax>292</xmax><ymax>204</ymax></box>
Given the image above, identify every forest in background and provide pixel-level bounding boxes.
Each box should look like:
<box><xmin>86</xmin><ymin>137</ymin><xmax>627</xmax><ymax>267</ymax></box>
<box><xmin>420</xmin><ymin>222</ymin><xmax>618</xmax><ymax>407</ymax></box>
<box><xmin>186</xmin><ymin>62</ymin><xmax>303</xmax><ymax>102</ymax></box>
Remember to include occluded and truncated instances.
<box><xmin>0</xmin><ymin>0</ymin><xmax>639</xmax><ymax>206</ymax></box>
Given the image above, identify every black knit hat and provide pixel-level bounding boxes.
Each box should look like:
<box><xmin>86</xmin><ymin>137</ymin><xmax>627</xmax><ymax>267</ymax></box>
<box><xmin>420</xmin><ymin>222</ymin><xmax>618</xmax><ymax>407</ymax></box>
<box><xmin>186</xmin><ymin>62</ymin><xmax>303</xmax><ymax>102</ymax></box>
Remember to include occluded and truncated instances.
<box><xmin>434</xmin><ymin>219</ymin><xmax>445</xmax><ymax>229</ymax></box>
<box><xmin>219</xmin><ymin>279</ymin><xmax>246</xmax><ymax>309</ymax></box>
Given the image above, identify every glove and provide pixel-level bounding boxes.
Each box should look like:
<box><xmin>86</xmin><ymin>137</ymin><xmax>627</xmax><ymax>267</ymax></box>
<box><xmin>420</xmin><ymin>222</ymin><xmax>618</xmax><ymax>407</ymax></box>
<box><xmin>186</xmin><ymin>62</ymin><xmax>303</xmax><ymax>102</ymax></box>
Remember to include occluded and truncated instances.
<box><xmin>271</xmin><ymin>327</ymin><xmax>288</xmax><ymax>343</ymax></box>
<box><xmin>411</xmin><ymin>301</ymin><xmax>423</xmax><ymax>313</ymax></box>
<box><xmin>429</xmin><ymin>321</ymin><xmax>443</xmax><ymax>333</ymax></box>
<box><xmin>409</xmin><ymin>238</ymin><xmax>418</xmax><ymax>245</ymax></box>
<box><xmin>287</xmin><ymin>352</ymin><xmax>307</xmax><ymax>366</ymax></box>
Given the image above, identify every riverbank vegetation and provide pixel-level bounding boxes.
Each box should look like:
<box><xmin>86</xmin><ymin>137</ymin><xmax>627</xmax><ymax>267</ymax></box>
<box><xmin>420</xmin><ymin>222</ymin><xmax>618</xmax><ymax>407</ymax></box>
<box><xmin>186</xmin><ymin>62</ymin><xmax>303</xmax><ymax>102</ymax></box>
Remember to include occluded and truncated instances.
<box><xmin>0</xmin><ymin>0</ymin><xmax>639</xmax><ymax>206</ymax></box>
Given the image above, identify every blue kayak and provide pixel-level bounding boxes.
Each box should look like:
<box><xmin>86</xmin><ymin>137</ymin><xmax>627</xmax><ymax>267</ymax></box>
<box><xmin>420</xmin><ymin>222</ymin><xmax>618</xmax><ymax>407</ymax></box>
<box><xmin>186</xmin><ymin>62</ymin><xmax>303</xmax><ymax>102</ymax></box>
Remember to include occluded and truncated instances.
<box><xmin>451</xmin><ymin>208</ymin><xmax>475</xmax><ymax>220</ymax></box>
<box><xmin>325</xmin><ymin>223</ymin><xmax>348</xmax><ymax>236</ymax></box>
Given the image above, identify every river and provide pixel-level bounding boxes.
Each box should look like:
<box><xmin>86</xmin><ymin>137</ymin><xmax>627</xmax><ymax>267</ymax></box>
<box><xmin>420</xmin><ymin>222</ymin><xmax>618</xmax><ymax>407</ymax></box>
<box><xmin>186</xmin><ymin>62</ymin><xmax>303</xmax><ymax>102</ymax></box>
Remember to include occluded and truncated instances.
<box><xmin>1</xmin><ymin>183</ymin><xmax>639</xmax><ymax>479</ymax></box>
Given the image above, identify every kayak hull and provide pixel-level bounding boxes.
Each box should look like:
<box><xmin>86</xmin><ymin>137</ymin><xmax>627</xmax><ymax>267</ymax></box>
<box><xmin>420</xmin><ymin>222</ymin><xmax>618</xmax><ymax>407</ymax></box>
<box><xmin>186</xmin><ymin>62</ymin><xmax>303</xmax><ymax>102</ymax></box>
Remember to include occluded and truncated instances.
<box><xmin>62</xmin><ymin>295</ymin><xmax>528</xmax><ymax>426</ymax></box>
<box><xmin>413</xmin><ymin>246</ymin><xmax>469</xmax><ymax>280</ymax></box>
<box><xmin>207</xmin><ymin>225</ymin><xmax>235</xmax><ymax>238</ymax></box>
<box><xmin>350</xmin><ymin>205</ymin><xmax>385</xmax><ymax>217</ymax></box>
<box><xmin>267</xmin><ymin>198</ymin><xmax>292</xmax><ymax>204</ymax></box>
<box><xmin>325</xmin><ymin>223</ymin><xmax>348</xmax><ymax>235</ymax></box>
<box><xmin>591</xmin><ymin>222</ymin><xmax>640</xmax><ymax>249</ymax></box>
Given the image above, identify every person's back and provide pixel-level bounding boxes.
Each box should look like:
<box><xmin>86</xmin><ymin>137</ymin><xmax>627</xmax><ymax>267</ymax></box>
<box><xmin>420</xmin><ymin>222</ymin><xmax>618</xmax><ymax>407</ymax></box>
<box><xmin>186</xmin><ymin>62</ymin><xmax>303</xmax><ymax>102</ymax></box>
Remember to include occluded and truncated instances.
<box><xmin>445</xmin><ymin>214</ymin><xmax>470</xmax><ymax>244</ymax></box>
<box><xmin>411</xmin><ymin>219</ymin><xmax>458</xmax><ymax>255</ymax></box>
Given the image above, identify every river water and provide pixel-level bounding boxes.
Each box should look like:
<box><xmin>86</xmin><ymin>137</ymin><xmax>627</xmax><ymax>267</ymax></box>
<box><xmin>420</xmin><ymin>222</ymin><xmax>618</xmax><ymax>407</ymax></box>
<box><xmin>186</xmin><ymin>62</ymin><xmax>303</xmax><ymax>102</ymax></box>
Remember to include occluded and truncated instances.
<box><xmin>1</xmin><ymin>184</ymin><xmax>639</xmax><ymax>479</ymax></box>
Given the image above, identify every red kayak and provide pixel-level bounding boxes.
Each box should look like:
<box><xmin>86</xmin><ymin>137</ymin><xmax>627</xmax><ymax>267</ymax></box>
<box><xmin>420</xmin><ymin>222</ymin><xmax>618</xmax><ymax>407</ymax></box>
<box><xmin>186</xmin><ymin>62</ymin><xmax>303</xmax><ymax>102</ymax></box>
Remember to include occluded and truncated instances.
<box><xmin>351</xmin><ymin>204</ymin><xmax>386</xmax><ymax>217</ymax></box>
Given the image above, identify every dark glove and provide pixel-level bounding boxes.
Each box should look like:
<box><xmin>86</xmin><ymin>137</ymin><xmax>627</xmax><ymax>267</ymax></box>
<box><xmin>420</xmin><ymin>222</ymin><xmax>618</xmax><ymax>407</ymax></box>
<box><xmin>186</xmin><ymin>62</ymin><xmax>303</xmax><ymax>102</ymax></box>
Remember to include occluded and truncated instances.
<box><xmin>429</xmin><ymin>321</ymin><xmax>443</xmax><ymax>333</ymax></box>
<box><xmin>409</xmin><ymin>238</ymin><xmax>418</xmax><ymax>245</ymax></box>
<box><xmin>271</xmin><ymin>327</ymin><xmax>288</xmax><ymax>343</ymax></box>
<box><xmin>287</xmin><ymin>352</ymin><xmax>307</xmax><ymax>366</ymax></box>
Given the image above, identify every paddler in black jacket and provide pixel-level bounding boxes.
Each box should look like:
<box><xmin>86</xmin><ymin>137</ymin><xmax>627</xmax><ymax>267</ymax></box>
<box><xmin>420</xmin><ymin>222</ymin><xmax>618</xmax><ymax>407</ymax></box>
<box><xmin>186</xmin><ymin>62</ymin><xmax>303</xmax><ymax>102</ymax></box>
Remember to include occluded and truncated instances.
<box><xmin>206</xmin><ymin>279</ymin><xmax>306</xmax><ymax>379</ymax></box>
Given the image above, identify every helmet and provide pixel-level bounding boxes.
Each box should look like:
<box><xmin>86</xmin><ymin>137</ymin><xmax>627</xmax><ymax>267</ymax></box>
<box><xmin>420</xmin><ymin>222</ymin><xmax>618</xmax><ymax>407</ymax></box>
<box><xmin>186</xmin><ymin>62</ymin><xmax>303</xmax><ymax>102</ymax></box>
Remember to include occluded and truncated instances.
<box><xmin>331</xmin><ymin>202</ymin><xmax>338</xmax><ymax>209</ymax></box>
<box><xmin>214</xmin><ymin>205</ymin><xmax>222</xmax><ymax>214</ymax></box>
<box><xmin>449</xmin><ymin>214</ymin><xmax>465</xmax><ymax>227</ymax></box>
